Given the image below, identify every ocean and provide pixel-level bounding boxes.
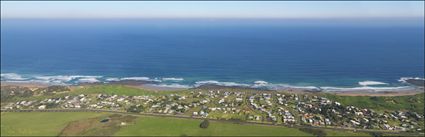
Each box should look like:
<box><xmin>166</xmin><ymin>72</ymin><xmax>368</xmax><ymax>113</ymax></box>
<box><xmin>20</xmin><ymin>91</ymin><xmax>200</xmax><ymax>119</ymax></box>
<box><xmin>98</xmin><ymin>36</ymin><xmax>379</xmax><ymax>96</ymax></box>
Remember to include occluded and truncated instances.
<box><xmin>1</xmin><ymin>19</ymin><xmax>424</xmax><ymax>91</ymax></box>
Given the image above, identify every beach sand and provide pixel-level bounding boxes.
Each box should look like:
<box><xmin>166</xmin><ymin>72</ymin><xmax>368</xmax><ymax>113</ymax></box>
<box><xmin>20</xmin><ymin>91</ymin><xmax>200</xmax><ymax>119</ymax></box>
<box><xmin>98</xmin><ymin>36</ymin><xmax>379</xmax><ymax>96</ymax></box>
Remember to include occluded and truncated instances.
<box><xmin>330</xmin><ymin>89</ymin><xmax>424</xmax><ymax>96</ymax></box>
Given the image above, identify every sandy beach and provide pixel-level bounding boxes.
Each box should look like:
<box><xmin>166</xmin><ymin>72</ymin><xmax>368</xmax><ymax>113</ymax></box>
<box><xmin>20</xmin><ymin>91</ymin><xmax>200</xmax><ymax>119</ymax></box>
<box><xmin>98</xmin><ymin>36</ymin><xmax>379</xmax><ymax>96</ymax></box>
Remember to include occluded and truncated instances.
<box><xmin>329</xmin><ymin>89</ymin><xmax>424</xmax><ymax>96</ymax></box>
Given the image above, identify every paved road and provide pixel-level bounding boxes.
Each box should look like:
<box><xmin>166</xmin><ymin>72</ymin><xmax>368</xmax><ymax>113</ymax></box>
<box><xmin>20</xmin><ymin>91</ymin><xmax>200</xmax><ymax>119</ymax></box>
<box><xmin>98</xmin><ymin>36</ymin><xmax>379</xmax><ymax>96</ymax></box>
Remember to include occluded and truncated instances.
<box><xmin>1</xmin><ymin>109</ymin><xmax>422</xmax><ymax>136</ymax></box>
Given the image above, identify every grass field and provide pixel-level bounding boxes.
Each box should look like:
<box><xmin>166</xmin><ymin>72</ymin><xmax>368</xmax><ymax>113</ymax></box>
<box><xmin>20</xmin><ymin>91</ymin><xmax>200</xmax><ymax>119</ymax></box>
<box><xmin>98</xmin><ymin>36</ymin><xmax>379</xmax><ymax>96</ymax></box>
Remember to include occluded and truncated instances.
<box><xmin>59</xmin><ymin>114</ymin><xmax>138</xmax><ymax>136</ymax></box>
<box><xmin>116</xmin><ymin>115</ymin><xmax>313</xmax><ymax>136</ymax></box>
<box><xmin>1</xmin><ymin>112</ymin><xmax>375</xmax><ymax>136</ymax></box>
<box><xmin>323</xmin><ymin>129</ymin><xmax>370</xmax><ymax>136</ymax></box>
<box><xmin>0</xmin><ymin>112</ymin><xmax>107</xmax><ymax>136</ymax></box>
<box><xmin>323</xmin><ymin>93</ymin><xmax>425</xmax><ymax>114</ymax></box>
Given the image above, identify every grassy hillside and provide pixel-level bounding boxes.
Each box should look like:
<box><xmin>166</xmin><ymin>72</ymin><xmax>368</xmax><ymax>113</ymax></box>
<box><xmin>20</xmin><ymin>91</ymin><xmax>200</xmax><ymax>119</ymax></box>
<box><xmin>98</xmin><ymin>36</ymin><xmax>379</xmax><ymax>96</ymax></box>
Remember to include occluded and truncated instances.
<box><xmin>323</xmin><ymin>129</ymin><xmax>370</xmax><ymax>136</ymax></box>
<box><xmin>0</xmin><ymin>112</ymin><xmax>106</xmax><ymax>136</ymax></box>
<box><xmin>323</xmin><ymin>93</ymin><xmax>425</xmax><ymax>114</ymax></box>
<box><xmin>116</xmin><ymin>115</ymin><xmax>312</xmax><ymax>136</ymax></box>
<box><xmin>2</xmin><ymin>112</ymin><xmax>370</xmax><ymax>136</ymax></box>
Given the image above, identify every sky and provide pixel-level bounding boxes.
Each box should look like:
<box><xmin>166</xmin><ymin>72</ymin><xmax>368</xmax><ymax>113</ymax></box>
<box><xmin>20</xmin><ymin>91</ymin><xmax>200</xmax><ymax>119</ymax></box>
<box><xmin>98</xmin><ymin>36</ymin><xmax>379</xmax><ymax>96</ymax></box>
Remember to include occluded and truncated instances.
<box><xmin>1</xmin><ymin>1</ymin><xmax>424</xmax><ymax>19</ymax></box>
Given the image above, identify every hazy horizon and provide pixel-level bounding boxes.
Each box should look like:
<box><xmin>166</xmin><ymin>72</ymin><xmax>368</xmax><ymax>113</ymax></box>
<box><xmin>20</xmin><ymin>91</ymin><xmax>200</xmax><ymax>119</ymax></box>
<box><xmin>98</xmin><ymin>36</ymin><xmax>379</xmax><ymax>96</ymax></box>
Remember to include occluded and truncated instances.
<box><xmin>1</xmin><ymin>1</ymin><xmax>424</xmax><ymax>19</ymax></box>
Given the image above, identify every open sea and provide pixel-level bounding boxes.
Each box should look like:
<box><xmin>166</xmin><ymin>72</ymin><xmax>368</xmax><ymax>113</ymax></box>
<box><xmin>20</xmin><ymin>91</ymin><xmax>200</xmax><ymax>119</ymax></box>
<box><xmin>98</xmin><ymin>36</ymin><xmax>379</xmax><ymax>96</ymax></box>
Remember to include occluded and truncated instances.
<box><xmin>1</xmin><ymin>19</ymin><xmax>424</xmax><ymax>91</ymax></box>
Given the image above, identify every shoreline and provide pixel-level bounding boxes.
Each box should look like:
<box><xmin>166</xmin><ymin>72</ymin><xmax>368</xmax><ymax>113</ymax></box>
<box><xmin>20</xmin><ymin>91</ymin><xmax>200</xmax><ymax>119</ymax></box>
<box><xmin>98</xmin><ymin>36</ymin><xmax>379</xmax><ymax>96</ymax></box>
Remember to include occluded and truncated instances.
<box><xmin>2</xmin><ymin>72</ymin><xmax>424</xmax><ymax>93</ymax></box>
<box><xmin>325</xmin><ymin>89</ymin><xmax>424</xmax><ymax>96</ymax></box>
<box><xmin>2</xmin><ymin>81</ymin><xmax>423</xmax><ymax>96</ymax></box>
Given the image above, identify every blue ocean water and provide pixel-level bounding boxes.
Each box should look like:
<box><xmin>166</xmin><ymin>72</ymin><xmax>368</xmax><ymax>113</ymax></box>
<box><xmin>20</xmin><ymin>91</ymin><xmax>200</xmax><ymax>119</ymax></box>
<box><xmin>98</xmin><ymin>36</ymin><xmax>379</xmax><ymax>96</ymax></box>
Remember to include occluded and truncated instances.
<box><xmin>1</xmin><ymin>19</ymin><xmax>424</xmax><ymax>89</ymax></box>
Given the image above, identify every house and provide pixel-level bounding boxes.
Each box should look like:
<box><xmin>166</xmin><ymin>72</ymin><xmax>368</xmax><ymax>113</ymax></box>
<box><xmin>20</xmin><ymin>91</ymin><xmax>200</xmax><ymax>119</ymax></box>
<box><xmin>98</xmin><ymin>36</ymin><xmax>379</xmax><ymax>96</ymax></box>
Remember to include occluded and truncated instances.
<box><xmin>38</xmin><ymin>105</ymin><xmax>46</xmax><ymax>110</ymax></box>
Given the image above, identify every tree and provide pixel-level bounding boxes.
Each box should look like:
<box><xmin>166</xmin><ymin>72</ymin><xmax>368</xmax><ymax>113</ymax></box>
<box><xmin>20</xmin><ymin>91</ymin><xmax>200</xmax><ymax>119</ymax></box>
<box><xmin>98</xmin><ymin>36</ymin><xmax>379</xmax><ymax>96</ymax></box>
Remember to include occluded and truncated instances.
<box><xmin>298</xmin><ymin>128</ymin><xmax>326</xmax><ymax>137</ymax></box>
<box><xmin>370</xmin><ymin>132</ymin><xmax>383</xmax><ymax>137</ymax></box>
<box><xmin>127</xmin><ymin>105</ymin><xmax>143</xmax><ymax>113</ymax></box>
<box><xmin>199</xmin><ymin>119</ymin><xmax>209</xmax><ymax>129</ymax></box>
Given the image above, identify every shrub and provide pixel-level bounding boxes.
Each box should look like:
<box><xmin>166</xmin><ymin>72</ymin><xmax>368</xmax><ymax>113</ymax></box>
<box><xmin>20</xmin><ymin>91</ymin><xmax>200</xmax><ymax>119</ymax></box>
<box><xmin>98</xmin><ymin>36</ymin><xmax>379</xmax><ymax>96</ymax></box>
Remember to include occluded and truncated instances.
<box><xmin>199</xmin><ymin>119</ymin><xmax>209</xmax><ymax>129</ymax></box>
<box><xmin>370</xmin><ymin>132</ymin><xmax>383</xmax><ymax>137</ymax></box>
<box><xmin>127</xmin><ymin>105</ymin><xmax>143</xmax><ymax>113</ymax></box>
<box><xmin>298</xmin><ymin>128</ymin><xmax>326</xmax><ymax>137</ymax></box>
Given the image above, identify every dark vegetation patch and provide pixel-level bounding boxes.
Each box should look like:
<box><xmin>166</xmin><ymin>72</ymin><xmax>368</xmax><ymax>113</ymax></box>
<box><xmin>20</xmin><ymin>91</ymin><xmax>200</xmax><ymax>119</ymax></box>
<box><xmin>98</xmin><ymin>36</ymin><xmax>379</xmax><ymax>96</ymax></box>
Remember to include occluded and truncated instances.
<box><xmin>127</xmin><ymin>105</ymin><xmax>144</xmax><ymax>113</ymax></box>
<box><xmin>1</xmin><ymin>85</ymin><xmax>70</xmax><ymax>101</ymax></box>
<box><xmin>1</xmin><ymin>86</ymin><xmax>33</xmax><ymax>101</ymax></box>
<box><xmin>298</xmin><ymin>127</ymin><xmax>326</xmax><ymax>137</ymax></box>
<box><xmin>34</xmin><ymin>86</ymin><xmax>70</xmax><ymax>95</ymax></box>
<box><xmin>59</xmin><ymin>114</ymin><xmax>137</xmax><ymax>136</ymax></box>
<box><xmin>406</xmin><ymin>79</ymin><xmax>425</xmax><ymax>87</ymax></box>
<box><xmin>199</xmin><ymin>119</ymin><xmax>209</xmax><ymax>129</ymax></box>
<box><xmin>369</xmin><ymin>132</ymin><xmax>383</xmax><ymax>137</ymax></box>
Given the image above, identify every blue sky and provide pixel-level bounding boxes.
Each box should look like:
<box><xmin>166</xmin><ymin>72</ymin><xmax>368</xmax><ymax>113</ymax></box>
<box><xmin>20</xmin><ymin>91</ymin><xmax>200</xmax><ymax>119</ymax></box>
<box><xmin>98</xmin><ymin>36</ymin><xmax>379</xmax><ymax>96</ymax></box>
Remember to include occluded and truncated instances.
<box><xmin>1</xmin><ymin>1</ymin><xmax>424</xmax><ymax>19</ymax></box>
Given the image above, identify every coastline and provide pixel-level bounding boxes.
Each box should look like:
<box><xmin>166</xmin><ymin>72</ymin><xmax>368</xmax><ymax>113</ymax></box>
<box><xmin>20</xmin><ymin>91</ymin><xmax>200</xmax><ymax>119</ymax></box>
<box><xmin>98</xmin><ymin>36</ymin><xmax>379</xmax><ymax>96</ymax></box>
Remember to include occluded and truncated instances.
<box><xmin>326</xmin><ymin>88</ymin><xmax>424</xmax><ymax>96</ymax></box>
<box><xmin>2</xmin><ymin>81</ymin><xmax>423</xmax><ymax>96</ymax></box>
<box><xmin>2</xmin><ymin>73</ymin><xmax>424</xmax><ymax>94</ymax></box>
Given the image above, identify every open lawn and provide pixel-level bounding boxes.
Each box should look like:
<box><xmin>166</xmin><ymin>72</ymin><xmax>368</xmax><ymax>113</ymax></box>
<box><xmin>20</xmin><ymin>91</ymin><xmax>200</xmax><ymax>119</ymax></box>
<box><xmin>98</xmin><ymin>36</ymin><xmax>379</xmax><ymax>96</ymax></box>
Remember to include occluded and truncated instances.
<box><xmin>323</xmin><ymin>93</ymin><xmax>425</xmax><ymax>114</ymax></box>
<box><xmin>115</xmin><ymin>115</ymin><xmax>313</xmax><ymax>136</ymax></box>
<box><xmin>59</xmin><ymin>114</ymin><xmax>138</xmax><ymax>136</ymax></box>
<box><xmin>0</xmin><ymin>112</ymin><xmax>106</xmax><ymax>136</ymax></box>
<box><xmin>323</xmin><ymin>129</ymin><xmax>370</xmax><ymax>136</ymax></box>
<box><xmin>1</xmin><ymin>112</ymin><xmax>375</xmax><ymax>136</ymax></box>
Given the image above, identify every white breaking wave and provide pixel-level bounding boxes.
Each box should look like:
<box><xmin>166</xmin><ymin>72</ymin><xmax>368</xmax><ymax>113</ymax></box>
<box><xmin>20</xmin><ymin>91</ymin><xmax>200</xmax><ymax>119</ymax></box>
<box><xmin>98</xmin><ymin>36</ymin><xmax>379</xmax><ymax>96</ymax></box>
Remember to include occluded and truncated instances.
<box><xmin>188</xmin><ymin>80</ymin><xmax>411</xmax><ymax>92</ymax></box>
<box><xmin>251</xmin><ymin>81</ymin><xmax>319</xmax><ymax>90</ymax></box>
<box><xmin>320</xmin><ymin>86</ymin><xmax>414</xmax><ymax>92</ymax></box>
<box><xmin>120</xmin><ymin>77</ymin><xmax>151</xmax><ymax>81</ymax></box>
<box><xmin>34</xmin><ymin>75</ymin><xmax>101</xmax><ymax>83</ymax></box>
<box><xmin>34</xmin><ymin>75</ymin><xmax>75</xmax><ymax>82</ymax></box>
<box><xmin>162</xmin><ymin>77</ymin><xmax>184</xmax><ymax>81</ymax></box>
<box><xmin>254</xmin><ymin>80</ymin><xmax>268</xmax><ymax>86</ymax></box>
<box><xmin>1</xmin><ymin>73</ymin><xmax>421</xmax><ymax>92</ymax></box>
<box><xmin>194</xmin><ymin>80</ymin><xmax>251</xmax><ymax>87</ymax></box>
<box><xmin>264</xmin><ymin>84</ymin><xmax>320</xmax><ymax>90</ymax></box>
<box><xmin>105</xmin><ymin>78</ymin><xmax>121</xmax><ymax>82</ymax></box>
<box><xmin>147</xmin><ymin>84</ymin><xmax>192</xmax><ymax>89</ymax></box>
<box><xmin>358</xmin><ymin>81</ymin><xmax>388</xmax><ymax>86</ymax></box>
<box><xmin>77</xmin><ymin>77</ymin><xmax>100</xmax><ymax>83</ymax></box>
<box><xmin>34</xmin><ymin>75</ymin><xmax>103</xmax><ymax>84</ymax></box>
<box><xmin>398</xmin><ymin>77</ymin><xmax>425</xmax><ymax>83</ymax></box>
<box><xmin>1</xmin><ymin>73</ymin><xmax>102</xmax><ymax>84</ymax></box>
<box><xmin>119</xmin><ymin>77</ymin><xmax>162</xmax><ymax>82</ymax></box>
<box><xmin>1</xmin><ymin>73</ymin><xmax>27</xmax><ymax>81</ymax></box>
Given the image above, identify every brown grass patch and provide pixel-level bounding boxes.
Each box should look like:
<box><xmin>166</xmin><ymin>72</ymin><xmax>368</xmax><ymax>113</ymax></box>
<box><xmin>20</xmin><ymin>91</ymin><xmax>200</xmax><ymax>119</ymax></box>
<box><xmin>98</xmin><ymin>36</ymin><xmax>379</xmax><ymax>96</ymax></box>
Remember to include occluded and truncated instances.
<box><xmin>59</xmin><ymin>114</ymin><xmax>137</xmax><ymax>136</ymax></box>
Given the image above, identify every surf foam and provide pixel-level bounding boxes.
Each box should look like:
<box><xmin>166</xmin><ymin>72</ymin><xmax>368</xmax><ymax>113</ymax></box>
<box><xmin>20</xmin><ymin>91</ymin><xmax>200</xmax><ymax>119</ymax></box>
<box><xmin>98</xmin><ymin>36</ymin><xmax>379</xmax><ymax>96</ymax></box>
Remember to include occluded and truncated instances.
<box><xmin>319</xmin><ymin>86</ymin><xmax>414</xmax><ymax>92</ymax></box>
<box><xmin>1</xmin><ymin>73</ymin><xmax>421</xmax><ymax>92</ymax></box>
<box><xmin>76</xmin><ymin>77</ymin><xmax>101</xmax><ymax>83</ymax></box>
<box><xmin>146</xmin><ymin>83</ymin><xmax>192</xmax><ymax>89</ymax></box>
<box><xmin>119</xmin><ymin>77</ymin><xmax>161</xmax><ymax>82</ymax></box>
<box><xmin>162</xmin><ymin>77</ymin><xmax>184</xmax><ymax>81</ymax></box>
<box><xmin>194</xmin><ymin>80</ymin><xmax>250</xmax><ymax>87</ymax></box>
<box><xmin>358</xmin><ymin>81</ymin><xmax>388</xmax><ymax>86</ymax></box>
<box><xmin>398</xmin><ymin>77</ymin><xmax>425</xmax><ymax>83</ymax></box>
<box><xmin>1</xmin><ymin>73</ymin><xmax>27</xmax><ymax>81</ymax></box>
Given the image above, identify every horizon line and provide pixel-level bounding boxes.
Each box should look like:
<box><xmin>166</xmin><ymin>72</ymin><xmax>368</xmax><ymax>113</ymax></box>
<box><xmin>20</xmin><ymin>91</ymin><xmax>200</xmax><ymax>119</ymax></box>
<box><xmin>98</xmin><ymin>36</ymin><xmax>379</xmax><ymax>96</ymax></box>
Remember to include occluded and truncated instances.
<box><xmin>2</xmin><ymin>16</ymin><xmax>424</xmax><ymax>20</ymax></box>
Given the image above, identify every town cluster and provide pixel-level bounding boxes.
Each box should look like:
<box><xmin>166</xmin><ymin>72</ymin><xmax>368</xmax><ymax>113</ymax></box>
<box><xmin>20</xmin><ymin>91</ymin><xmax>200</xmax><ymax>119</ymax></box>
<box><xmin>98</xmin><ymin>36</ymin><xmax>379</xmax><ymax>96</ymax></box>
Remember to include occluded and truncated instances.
<box><xmin>2</xmin><ymin>89</ymin><xmax>424</xmax><ymax>132</ymax></box>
